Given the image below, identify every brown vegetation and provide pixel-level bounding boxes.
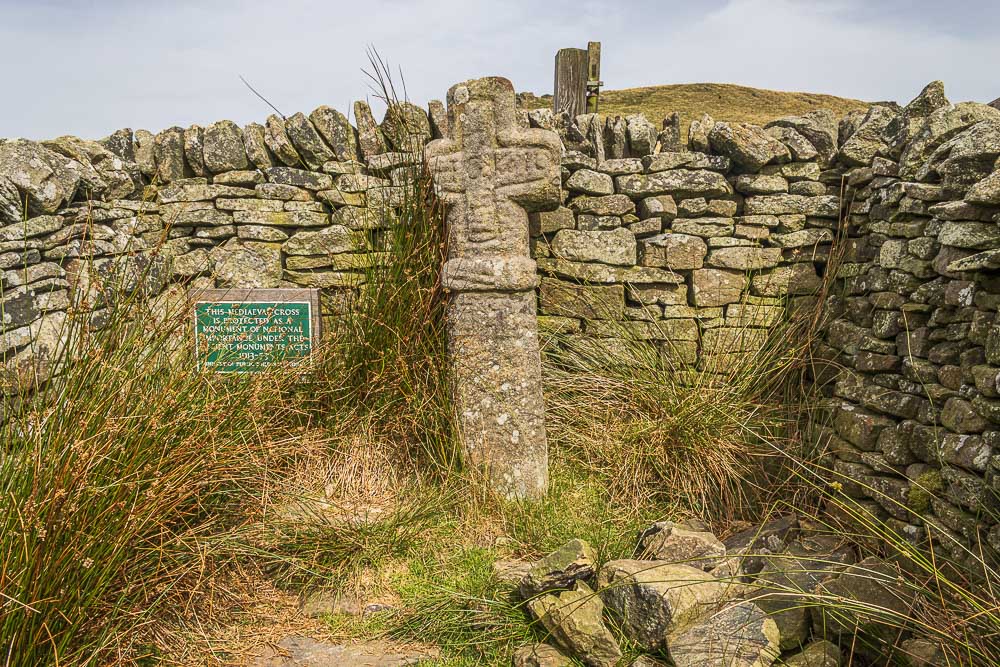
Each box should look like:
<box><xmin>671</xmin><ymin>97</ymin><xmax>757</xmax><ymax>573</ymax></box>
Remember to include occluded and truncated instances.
<box><xmin>519</xmin><ymin>82</ymin><xmax>870</xmax><ymax>135</ymax></box>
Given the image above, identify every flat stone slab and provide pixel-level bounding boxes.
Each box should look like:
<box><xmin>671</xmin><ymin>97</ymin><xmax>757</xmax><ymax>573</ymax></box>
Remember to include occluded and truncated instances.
<box><xmin>252</xmin><ymin>636</ymin><xmax>438</xmax><ymax>666</ymax></box>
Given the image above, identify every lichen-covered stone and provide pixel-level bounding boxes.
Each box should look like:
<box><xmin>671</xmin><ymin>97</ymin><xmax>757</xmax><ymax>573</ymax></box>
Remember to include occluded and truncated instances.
<box><xmin>937</xmin><ymin>221</ymin><xmax>1000</xmax><ymax>250</ymax></box>
<box><xmin>519</xmin><ymin>539</ymin><xmax>598</xmax><ymax>599</ymax></box>
<box><xmin>658</xmin><ymin>112</ymin><xmax>682</xmax><ymax>153</ymax></box>
<box><xmin>744</xmin><ymin>194</ymin><xmax>839</xmax><ymax>217</ymax></box>
<box><xmin>354</xmin><ymin>100</ymin><xmax>387</xmax><ymax>158</ymax></box>
<box><xmin>666</xmin><ymin>601</ymin><xmax>780</xmax><ymax>667</ymax></box>
<box><xmin>512</xmin><ymin>643</ymin><xmax>573</xmax><ymax>667</ymax></box>
<box><xmin>766</xmin><ymin>125</ymin><xmax>819</xmax><ymax>162</ymax></box>
<box><xmin>0</xmin><ymin>140</ymin><xmax>81</xmax><ymax>214</ymax></box>
<box><xmin>99</xmin><ymin>128</ymin><xmax>135</xmax><ymax>163</ymax></box>
<box><xmin>637</xmin><ymin>195</ymin><xmax>678</xmax><ymax>221</ymax></box>
<box><xmin>210</xmin><ymin>239</ymin><xmax>281</xmax><ymax>288</ymax></box>
<box><xmin>265</xmin><ymin>167</ymin><xmax>333</xmax><ymax>191</ymax></box>
<box><xmin>691</xmin><ymin>269</ymin><xmax>745</xmax><ymax>307</ymax></box>
<box><xmin>708</xmin><ymin>246</ymin><xmax>781</xmax><ymax>271</ymax></box>
<box><xmin>284</xmin><ymin>112</ymin><xmax>335</xmax><ymax>170</ymax></box>
<box><xmin>203</xmin><ymin>120</ymin><xmax>249</xmax><ymax>173</ymax></box>
<box><xmin>551</xmin><ymin>228</ymin><xmax>636</xmax><ymax>266</ymax></box>
<box><xmin>616</xmin><ymin>170</ymin><xmax>732</xmax><ymax>199</ymax></box>
<box><xmin>569</xmin><ymin>194</ymin><xmax>635</xmax><ymax>217</ymax></box>
<box><xmin>734</xmin><ymin>173</ymin><xmax>788</xmax><ymax>195</ymax></box>
<box><xmin>635</xmin><ymin>521</ymin><xmax>727</xmax><ymax>569</ymax></box>
<box><xmin>133</xmin><ymin>129</ymin><xmax>157</xmax><ymax>178</ymax></box>
<box><xmin>709</xmin><ymin>121</ymin><xmax>789</xmax><ymax>170</ymax></box>
<box><xmin>43</xmin><ymin>135</ymin><xmax>138</xmax><ymax>200</ymax></box>
<box><xmin>839</xmin><ymin>105</ymin><xmax>897</xmax><ymax>166</ymax></box>
<box><xmin>0</xmin><ymin>175</ymin><xmax>23</xmax><ymax>224</ymax></box>
<box><xmin>153</xmin><ymin>127</ymin><xmax>189</xmax><ymax>183</ymax></box>
<box><xmin>264</xmin><ymin>114</ymin><xmax>303</xmax><ymax>167</ymax></box>
<box><xmin>566</xmin><ymin>169</ymin><xmax>614</xmax><ymax>196</ymax></box>
<box><xmin>309</xmin><ymin>105</ymin><xmax>358</xmax><ymax>162</ymax></box>
<box><xmin>530</xmin><ymin>207</ymin><xmax>575</xmax><ymax>235</ymax></box>
<box><xmin>183</xmin><ymin>125</ymin><xmax>206</xmax><ymax>176</ymax></box>
<box><xmin>597</xmin><ymin>559</ymin><xmax>727</xmax><ymax>651</ymax></box>
<box><xmin>965</xmin><ymin>170</ymin><xmax>1000</xmax><ymax>205</ymax></box>
<box><xmin>243</xmin><ymin>122</ymin><xmax>275</xmax><ymax>169</ymax></box>
<box><xmin>899</xmin><ymin>102</ymin><xmax>1000</xmax><ymax>179</ymax></box>
<box><xmin>381</xmin><ymin>102</ymin><xmax>432</xmax><ymax>152</ymax></box>
<box><xmin>766</xmin><ymin>110</ymin><xmax>838</xmax><ymax>165</ymax></box>
<box><xmin>282</xmin><ymin>225</ymin><xmax>365</xmax><ymax>255</ymax></box>
<box><xmin>540</xmin><ymin>278</ymin><xmax>624</xmax><ymax>319</ymax></box>
<box><xmin>427</xmin><ymin>99</ymin><xmax>449</xmax><ymax>139</ymax></box>
<box><xmin>626</xmin><ymin>114</ymin><xmax>657</xmax><ymax>157</ymax></box>
<box><xmin>883</xmin><ymin>81</ymin><xmax>950</xmax><ymax>158</ymax></box>
<box><xmin>639</xmin><ymin>233</ymin><xmax>707</xmax><ymax>270</ymax></box>
<box><xmin>528</xmin><ymin>582</ymin><xmax>622</xmax><ymax>667</ymax></box>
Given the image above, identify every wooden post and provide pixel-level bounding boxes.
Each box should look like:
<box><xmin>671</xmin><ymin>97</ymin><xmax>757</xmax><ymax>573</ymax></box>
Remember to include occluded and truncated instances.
<box><xmin>586</xmin><ymin>42</ymin><xmax>602</xmax><ymax>113</ymax></box>
<box><xmin>553</xmin><ymin>48</ymin><xmax>587</xmax><ymax>118</ymax></box>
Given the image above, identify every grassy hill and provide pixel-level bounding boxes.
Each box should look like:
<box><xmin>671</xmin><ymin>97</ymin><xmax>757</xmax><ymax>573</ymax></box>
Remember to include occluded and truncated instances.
<box><xmin>518</xmin><ymin>82</ymin><xmax>870</xmax><ymax>136</ymax></box>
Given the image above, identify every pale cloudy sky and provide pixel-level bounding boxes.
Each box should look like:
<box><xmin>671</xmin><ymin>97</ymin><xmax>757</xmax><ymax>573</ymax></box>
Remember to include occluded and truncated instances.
<box><xmin>1</xmin><ymin>0</ymin><xmax>998</xmax><ymax>140</ymax></box>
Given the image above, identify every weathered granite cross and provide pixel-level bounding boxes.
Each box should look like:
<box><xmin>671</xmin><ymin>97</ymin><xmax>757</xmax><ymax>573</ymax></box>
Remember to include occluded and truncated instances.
<box><xmin>425</xmin><ymin>77</ymin><xmax>562</xmax><ymax>499</ymax></box>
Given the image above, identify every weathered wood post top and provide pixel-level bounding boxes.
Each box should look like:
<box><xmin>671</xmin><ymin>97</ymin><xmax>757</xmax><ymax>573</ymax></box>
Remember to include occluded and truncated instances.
<box><xmin>425</xmin><ymin>77</ymin><xmax>562</xmax><ymax>499</ymax></box>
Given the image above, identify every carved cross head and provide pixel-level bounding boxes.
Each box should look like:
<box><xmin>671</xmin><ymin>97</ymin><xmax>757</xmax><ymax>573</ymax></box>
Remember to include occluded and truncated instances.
<box><xmin>425</xmin><ymin>77</ymin><xmax>562</xmax><ymax>214</ymax></box>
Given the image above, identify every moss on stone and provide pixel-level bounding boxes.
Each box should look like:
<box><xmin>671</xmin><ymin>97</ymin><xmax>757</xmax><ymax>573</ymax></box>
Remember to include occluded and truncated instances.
<box><xmin>907</xmin><ymin>470</ymin><xmax>944</xmax><ymax>513</ymax></box>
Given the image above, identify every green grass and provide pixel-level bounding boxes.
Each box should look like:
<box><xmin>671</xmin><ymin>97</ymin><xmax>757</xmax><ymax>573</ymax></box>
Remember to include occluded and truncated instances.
<box><xmin>313</xmin><ymin>461</ymin><xmax>668</xmax><ymax>666</ymax></box>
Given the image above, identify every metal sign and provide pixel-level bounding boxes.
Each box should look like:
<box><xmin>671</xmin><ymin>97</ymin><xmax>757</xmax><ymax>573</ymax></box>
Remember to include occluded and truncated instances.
<box><xmin>193</xmin><ymin>288</ymin><xmax>321</xmax><ymax>373</ymax></box>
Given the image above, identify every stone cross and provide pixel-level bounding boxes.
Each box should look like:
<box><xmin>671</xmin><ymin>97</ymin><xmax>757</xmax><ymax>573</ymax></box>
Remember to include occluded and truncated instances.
<box><xmin>425</xmin><ymin>77</ymin><xmax>562</xmax><ymax>500</ymax></box>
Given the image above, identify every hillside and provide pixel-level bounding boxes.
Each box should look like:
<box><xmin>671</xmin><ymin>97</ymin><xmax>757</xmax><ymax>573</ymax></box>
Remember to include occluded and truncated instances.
<box><xmin>518</xmin><ymin>82</ymin><xmax>870</xmax><ymax>135</ymax></box>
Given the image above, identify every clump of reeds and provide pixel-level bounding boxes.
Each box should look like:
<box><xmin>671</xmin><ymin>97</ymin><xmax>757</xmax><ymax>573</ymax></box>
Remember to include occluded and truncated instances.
<box><xmin>540</xmin><ymin>296</ymin><xmax>821</xmax><ymax>523</ymax></box>
<box><xmin>0</xmin><ymin>244</ymin><xmax>303</xmax><ymax>664</ymax></box>
<box><xmin>309</xmin><ymin>48</ymin><xmax>454</xmax><ymax>471</ymax></box>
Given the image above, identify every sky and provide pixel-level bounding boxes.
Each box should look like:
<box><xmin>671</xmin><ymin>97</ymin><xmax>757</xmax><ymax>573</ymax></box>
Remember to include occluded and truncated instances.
<box><xmin>2</xmin><ymin>0</ymin><xmax>999</xmax><ymax>140</ymax></box>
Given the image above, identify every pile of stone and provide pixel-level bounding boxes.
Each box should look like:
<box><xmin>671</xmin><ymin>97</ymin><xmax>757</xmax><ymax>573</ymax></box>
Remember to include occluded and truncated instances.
<box><xmin>502</xmin><ymin>515</ymin><xmax>938</xmax><ymax>667</ymax></box>
<box><xmin>811</xmin><ymin>81</ymin><xmax>1000</xmax><ymax>565</ymax></box>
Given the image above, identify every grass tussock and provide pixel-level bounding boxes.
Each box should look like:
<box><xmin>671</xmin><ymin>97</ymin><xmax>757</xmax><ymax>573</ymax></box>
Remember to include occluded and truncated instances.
<box><xmin>310</xmin><ymin>59</ymin><xmax>453</xmax><ymax>471</ymax></box>
<box><xmin>541</xmin><ymin>303</ymin><xmax>821</xmax><ymax>524</ymax></box>
<box><xmin>0</xmin><ymin>267</ymin><xmax>304</xmax><ymax>665</ymax></box>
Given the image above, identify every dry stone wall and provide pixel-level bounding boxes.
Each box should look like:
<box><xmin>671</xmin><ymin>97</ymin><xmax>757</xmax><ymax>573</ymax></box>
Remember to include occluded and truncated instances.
<box><xmin>813</xmin><ymin>82</ymin><xmax>1000</xmax><ymax>564</ymax></box>
<box><xmin>527</xmin><ymin>106</ymin><xmax>839</xmax><ymax>369</ymax></box>
<box><xmin>0</xmin><ymin>99</ymin><xmax>440</xmax><ymax>384</ymax></box>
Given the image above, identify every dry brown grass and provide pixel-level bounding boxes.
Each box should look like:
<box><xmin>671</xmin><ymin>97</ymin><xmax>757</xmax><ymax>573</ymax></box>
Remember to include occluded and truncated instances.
<box><xmin>147</xmin><ymin>562</ymin><xmax>330</xmax><ymax>666</ymax></box>
<box><xmin>519</xmin><ymin>82</ymin><xmax>870</xmax><ymax>136</ymax></box>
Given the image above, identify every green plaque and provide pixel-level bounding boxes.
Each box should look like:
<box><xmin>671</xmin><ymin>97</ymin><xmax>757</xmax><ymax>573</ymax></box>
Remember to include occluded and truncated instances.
<box><xmin>193</xmin><ymin>288</ymin><xmax>321</xmax><ymax>373</ymax></box>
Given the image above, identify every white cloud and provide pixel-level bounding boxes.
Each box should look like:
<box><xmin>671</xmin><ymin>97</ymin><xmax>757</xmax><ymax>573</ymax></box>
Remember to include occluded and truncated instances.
<box><xmin>0</xmin><ymin>0</ymin><xmax>997</xmax><ymax>139</ymax></box>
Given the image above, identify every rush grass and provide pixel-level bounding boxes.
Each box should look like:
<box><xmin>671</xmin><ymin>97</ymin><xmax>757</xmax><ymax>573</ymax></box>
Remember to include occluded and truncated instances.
<box><xmin>540</xmin><ymin>299</ymin><xmax>822</xmax><ymax>525</ymax></box>
<box><xmin>310</xmin><ymin>51</ymin><xmax>454</xmax><ymax>471</ymax></box>
<box><xmin>0</xmin><ymin>260</ymin><xmax>304</xmax><ymax>664</ymax></box>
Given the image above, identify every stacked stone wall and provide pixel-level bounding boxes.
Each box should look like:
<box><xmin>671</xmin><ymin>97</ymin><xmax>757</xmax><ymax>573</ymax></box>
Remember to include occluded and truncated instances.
<box><xmin>527</xmin><ymin>107</ymin><xmax>841</xmax><ymax>368</ymax></box>
<box><xmin>0</xmin><ymin>99</ymin><xmax>444</xmax><ymax>377</ymax></box>
<box><xmin>812</xmin><ymin>82</ymin><xmax>1000</xmax><ymax>563</ymax></box>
